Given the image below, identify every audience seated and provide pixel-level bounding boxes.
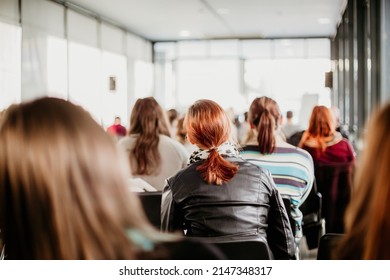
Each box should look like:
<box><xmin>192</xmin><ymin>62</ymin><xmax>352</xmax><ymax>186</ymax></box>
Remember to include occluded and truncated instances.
<box><xmin>298</xmin><ymin>106</ymin><xmax>355</xmax><ymax>233</ymax></box>
<box><xmin>176</xmin><ymin>116</ymin><xmax>197</xmax><ymax>154</ymax></box>
<box><xmin>160</xmin><ymin>99</ymin><xmax>295</xmax><ymax>260</ymax></box>
<box><xmin>118</xmin><ymin>97</ymin><xmax>189</xmax><ymax>191</ymax></box>
<box><xmin>0</xmin><ymin>97</ymin><xmax>221</xmax><ymax>260</ymax></box>
<box><xmin>106</xmin><ymin>116</ymin><xmax>127</xmax><ymax>141</ymax></box>
<box><xmin>335</xmin><ymin>102</ymin><xmax>390</xmax><ymax>259</ymax></box>
<box><xmin>281</xmin><ymin>110</ymin><xmax>302</xmax><ymax>139</ymax></box>
<box><xmin>240</xmin><ymin>96</ymin><xmax>314</xmax><ymax>253</ymax></box>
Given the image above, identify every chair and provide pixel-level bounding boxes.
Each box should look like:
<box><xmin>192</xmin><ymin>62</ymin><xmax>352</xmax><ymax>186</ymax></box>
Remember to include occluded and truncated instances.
<box><xmin>137</xmin><ymin>192</ymin><xmax>162</xmax><ymax>229</ymax></box>
<box><xmin>0</xmin><ymin>244</ymin><xmax>4</xmax><ymax>260</ymax></box>
<box><xmin>317</xmin><ymin>233</ymin><xmax>343</xmax><ymax>260</ymax></box>
<box><xmin>315</xmin><ymin>161</ymin><xmax>354</xmax><ymax>233</ymax></box>
<box><xmin>283</xmin><ymin>179</ymin><xmax>325</xmax><ymax>250</ymax></box>
<box><xmin>299</xmin><ymin>179</ymin><xmax>325</xmax><ymax>249</ymax></box>
<box><xmin>206</xmin><ymin>240</ymin><xmax>272</xmax><ymax>260</ymax></box>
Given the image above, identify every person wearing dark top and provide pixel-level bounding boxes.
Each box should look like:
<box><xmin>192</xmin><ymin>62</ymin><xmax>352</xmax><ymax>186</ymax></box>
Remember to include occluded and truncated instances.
<box><xmin>161</xmin><ymin>99</ymin><xmax>295</xmax><ymax>260</ymax></box>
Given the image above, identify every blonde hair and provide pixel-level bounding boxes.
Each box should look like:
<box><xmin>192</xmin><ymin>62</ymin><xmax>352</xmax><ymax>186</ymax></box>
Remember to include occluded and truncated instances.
<box><xmin>0</xmin><ymin>97</ymin><xmax>157</xmax><ymax>259</ymax></box>
<box><xmin>337</xmin><ymin>102</ymin><xmax>390</xmax><ymax>259</ymax></box>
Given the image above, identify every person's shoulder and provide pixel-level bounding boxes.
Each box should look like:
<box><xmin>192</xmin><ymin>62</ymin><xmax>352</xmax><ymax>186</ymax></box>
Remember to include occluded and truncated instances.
<box><xmin>117</xmin><ymin>135</ymin><xmax>135</xmax><ymax>146</ymax></box>
<box><xmin>159</xmin><ymin>135</ymin><xmax>190</xmax><ymax>157</ymax></box>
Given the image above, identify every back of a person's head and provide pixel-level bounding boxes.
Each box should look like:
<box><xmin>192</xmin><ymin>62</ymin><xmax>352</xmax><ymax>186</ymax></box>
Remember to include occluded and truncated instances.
<box><xmin>166</xmin><ymin>108</ymin><xmax>178</xmax><ymax>125</ymax></box>
<box><xmin>128</xmin><ymin>97</ymin><xmax>171</xmax><ymax>175</ymax></box>
<box><xmin>186</xmin><ymin>99</ymin><xmax>238</xmax><ymax>185</ymax></box>
<box><xmin>286</xmin><ymin>110</ymin><xmax>293</xmax><ymax>119</ymax></box>
<box><xmin>337</xmin><ymin>102</ymin><xmax>390</xmax><ymax>259</ymax></box>
<box><xmin>0</xmin><ymin>97</ymin><xmax>154</xmax><ymax>259</ymax></box>
<box><xmin>248</xmin><ymin>96</ymin><xmax>281</xmax><ymax>154</ymax></box>
<box><xmin>299</xmin><ymin>105</ymin><xmax>334</xmax><ymax>151</ymax></box>
<box><xmin>129</xmin><ymin>97</ymin><xmax>170</xmax><ymax>137</ymax></box>
<box><xmin>176</xmin><ymin>116</ymin><xmax>186</xmax><ymax>144</ymax></box>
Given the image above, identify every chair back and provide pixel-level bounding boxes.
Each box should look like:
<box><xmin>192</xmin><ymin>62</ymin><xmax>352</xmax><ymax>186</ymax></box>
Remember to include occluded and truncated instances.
<box><xmin>317</xmin><ymin>233</ymin><xmax>343</xmax><ymax>260</ymax></box>
<box><xmin>137</xmin><ymin>192</ymin><xmax>162</xmax><ymax>228</ymax></box>
<box><xmin>210</xmin><ymin>240</ymin><xmax>272</xmax><ymax>260</ymax></box>
<box><xmin>299</xmin><ymin>179</ymin><xmax>325</xmax><ymax>249</ymax></box>
<box><xmin>282</xmin><ymin>198</ymin><xmax>295</xmax><ymax>234</ymax></box>
<box><xmin>315</xmin><ymin>161</ymin><xmax>354</xmax><ymax>233</ymax></box>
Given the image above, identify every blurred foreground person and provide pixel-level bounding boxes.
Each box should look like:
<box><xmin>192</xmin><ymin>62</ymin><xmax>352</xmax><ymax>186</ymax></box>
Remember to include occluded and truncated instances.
<box><xmin>336</xmin><ymin>102</ymin><xmax>390</xmax><ymax>259</ymax></box>
<box><xmin>161</xmin><ymin>99</ymin><xmax>295</xmax><ymax>259</ymax></box>
<box><xmin>0</xmin><ymin>97</ymin><xmax>220</xmax><ymax>260</ymax></box>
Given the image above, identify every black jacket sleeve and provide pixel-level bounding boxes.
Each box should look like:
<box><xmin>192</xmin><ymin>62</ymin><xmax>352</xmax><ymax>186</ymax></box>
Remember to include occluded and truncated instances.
<box><xmin>160</xmin><ymin>180</ymin><xmax>183</xmax><ymax>233</ymax></box>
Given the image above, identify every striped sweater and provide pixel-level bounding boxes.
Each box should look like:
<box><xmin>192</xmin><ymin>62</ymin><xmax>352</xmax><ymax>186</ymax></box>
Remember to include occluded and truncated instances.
<box><xmin>241</xmin><ymin>145</ymin><xmax>314</xmax><ymax>240</ymax></box>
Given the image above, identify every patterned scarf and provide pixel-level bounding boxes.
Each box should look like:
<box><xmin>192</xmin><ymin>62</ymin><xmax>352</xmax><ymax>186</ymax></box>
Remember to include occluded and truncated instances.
<box><xmin>187</xmin><ymin>142</ymin><xmax>240</xmax><ymax>165</ymax></box>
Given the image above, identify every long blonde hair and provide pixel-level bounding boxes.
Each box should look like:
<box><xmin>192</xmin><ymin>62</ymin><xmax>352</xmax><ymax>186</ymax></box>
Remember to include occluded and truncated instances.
<box><xmin>337</xmin><ymin>102</ymin><xmax>390</xmax><ymax>259</ymax></box>
<box><xmin>0</xmin><ymin>97</ymin><xmax>157</xmax><ymax>259</ymax></box>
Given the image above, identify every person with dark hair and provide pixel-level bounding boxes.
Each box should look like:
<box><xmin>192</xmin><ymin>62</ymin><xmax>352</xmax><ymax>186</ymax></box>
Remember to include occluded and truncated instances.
<box><xmin>118</xmin><ymin>97</ymin><xmax>189</xmax><ymax>190</ymax></box>
<box><xmin>281</xmin><ymin>110</ymin><xmax>302</xmax><ymax>139</ymax></box>
<box><xmin>161</xmin><ymin>99</ymin><xmax>295</xmax><ymax>260</ymax></box>
<box><xmin>0</xmin><ymin>97</ymin><xmax>224</xmax><ymax>260</ymax></box>
<box><xmin>335</xmin><ymin>102</ymin><xmax>390</xmax><ymax>259</ymax></box>
<box><xmin>107</xmin><ymin>116</ymin><xmax>127</xmax><ymax>141</ymax></box>
<box><xmin>240</xmin><ymin>96</ymin><xmax>314</xmax><ymax>253</ymax></box>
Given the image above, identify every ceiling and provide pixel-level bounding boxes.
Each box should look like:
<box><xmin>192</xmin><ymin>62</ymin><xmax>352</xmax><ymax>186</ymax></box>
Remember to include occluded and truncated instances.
<box><xmin>66</xmin><ymin>0</ymin><xmax>347</xmax><ymax>42</ymax></box>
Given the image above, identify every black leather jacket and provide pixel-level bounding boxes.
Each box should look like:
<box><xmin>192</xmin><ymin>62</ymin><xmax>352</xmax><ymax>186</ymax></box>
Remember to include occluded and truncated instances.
<box><xmin>161</xmin><ymin>156</ymin><xmax>295</xmax><ymax>259</ymax></box>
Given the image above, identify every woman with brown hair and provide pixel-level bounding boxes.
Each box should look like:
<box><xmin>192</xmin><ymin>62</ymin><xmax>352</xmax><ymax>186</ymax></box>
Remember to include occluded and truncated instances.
<box><xmin>240</xmin><ymin>96</ymin><xmax>314</xmax><ymax>251</ymax></box>
<box><xmin>161</xmin><ymin>99</ymin><xmax>295</xmax><ymax>260</ymax></box>
<box><xmin>336</xmin><ymin>102</ymin><xmax>390</xmax><ymax>259</ymax></box>
<box><xmin>118</xmin><ymin>97</ymin><xmax>189</xmax><ymax>191</ymax></box>
<box><xmin>0</xmin><ymin>97</ymin><xmax>220</xmax><ymax>260</ymax></box>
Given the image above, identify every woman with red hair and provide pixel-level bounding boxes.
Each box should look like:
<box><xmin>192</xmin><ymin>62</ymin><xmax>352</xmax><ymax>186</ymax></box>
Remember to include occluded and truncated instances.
<box><xmin>161</xmin><ymin>99</ymin><xmax>295</xmax><ymax>260</ymax></box>
<box><xmin>299</xmin><ymin>105</ymin><xmax>355</xmax><ymax>233</ymax></box>
<box><xmin>298</xmin><ymin>106</ymin><xmax>355</xmax><ymax>163</ymax></box>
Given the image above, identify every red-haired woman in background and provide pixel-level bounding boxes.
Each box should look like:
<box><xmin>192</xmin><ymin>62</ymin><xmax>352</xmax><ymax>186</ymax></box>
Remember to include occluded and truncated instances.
<box><xmin>298</xmin><ymin>106</ymin><xmax>355</xmax><ymax>164</ymax></box>
<box><xmin>161</xmin><ymin>99</ymin><xmax>295</xmax><ymax>260</ymax></box>
<box><xmin>299</xmin><ymin>105</ymin><xmax>355</xmax><ymax>233</ymax></box>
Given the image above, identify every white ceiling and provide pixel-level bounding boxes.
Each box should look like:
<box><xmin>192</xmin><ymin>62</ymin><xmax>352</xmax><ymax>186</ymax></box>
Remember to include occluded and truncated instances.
<box><xmin>67</xmin><ymin>0</ymin><xmax>347</xmax><ymax>41</ymax></box>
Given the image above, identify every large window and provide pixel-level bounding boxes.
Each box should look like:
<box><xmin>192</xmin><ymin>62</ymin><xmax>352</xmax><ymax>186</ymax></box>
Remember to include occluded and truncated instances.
<box><xmin>245</xmin><ymin>59</ymin><xmax>331</xmax><ymax>128</ymax></box>
<box><xmin>154</xmin><ymin>38</ymin><xmax>331</xmax><ymax>127</ymax></box>
<box><xmin>0</xmin><ymin>21</ymin><xmax>21</xmax><ymax>110</ymax></box>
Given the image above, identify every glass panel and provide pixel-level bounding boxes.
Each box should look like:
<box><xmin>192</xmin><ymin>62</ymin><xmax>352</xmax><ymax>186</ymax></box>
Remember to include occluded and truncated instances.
<box><xmin>176</xmin><ymin>59</ymin><xmax>246</xmax><ymax>112</ymax></box>
<box><xmin>245</xmin><ymin>58</ymin><xmax>331</xmax><ymax>128</ymax></box>
<box><xmin>0</xmin><ymin>21</ymin><xmax>21</xmax><ymax>110</ymax></box>
<box><xmin>68</xmin><ymin>42</ymin><xmax>102</xmax><ymax>122</ymax></box>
